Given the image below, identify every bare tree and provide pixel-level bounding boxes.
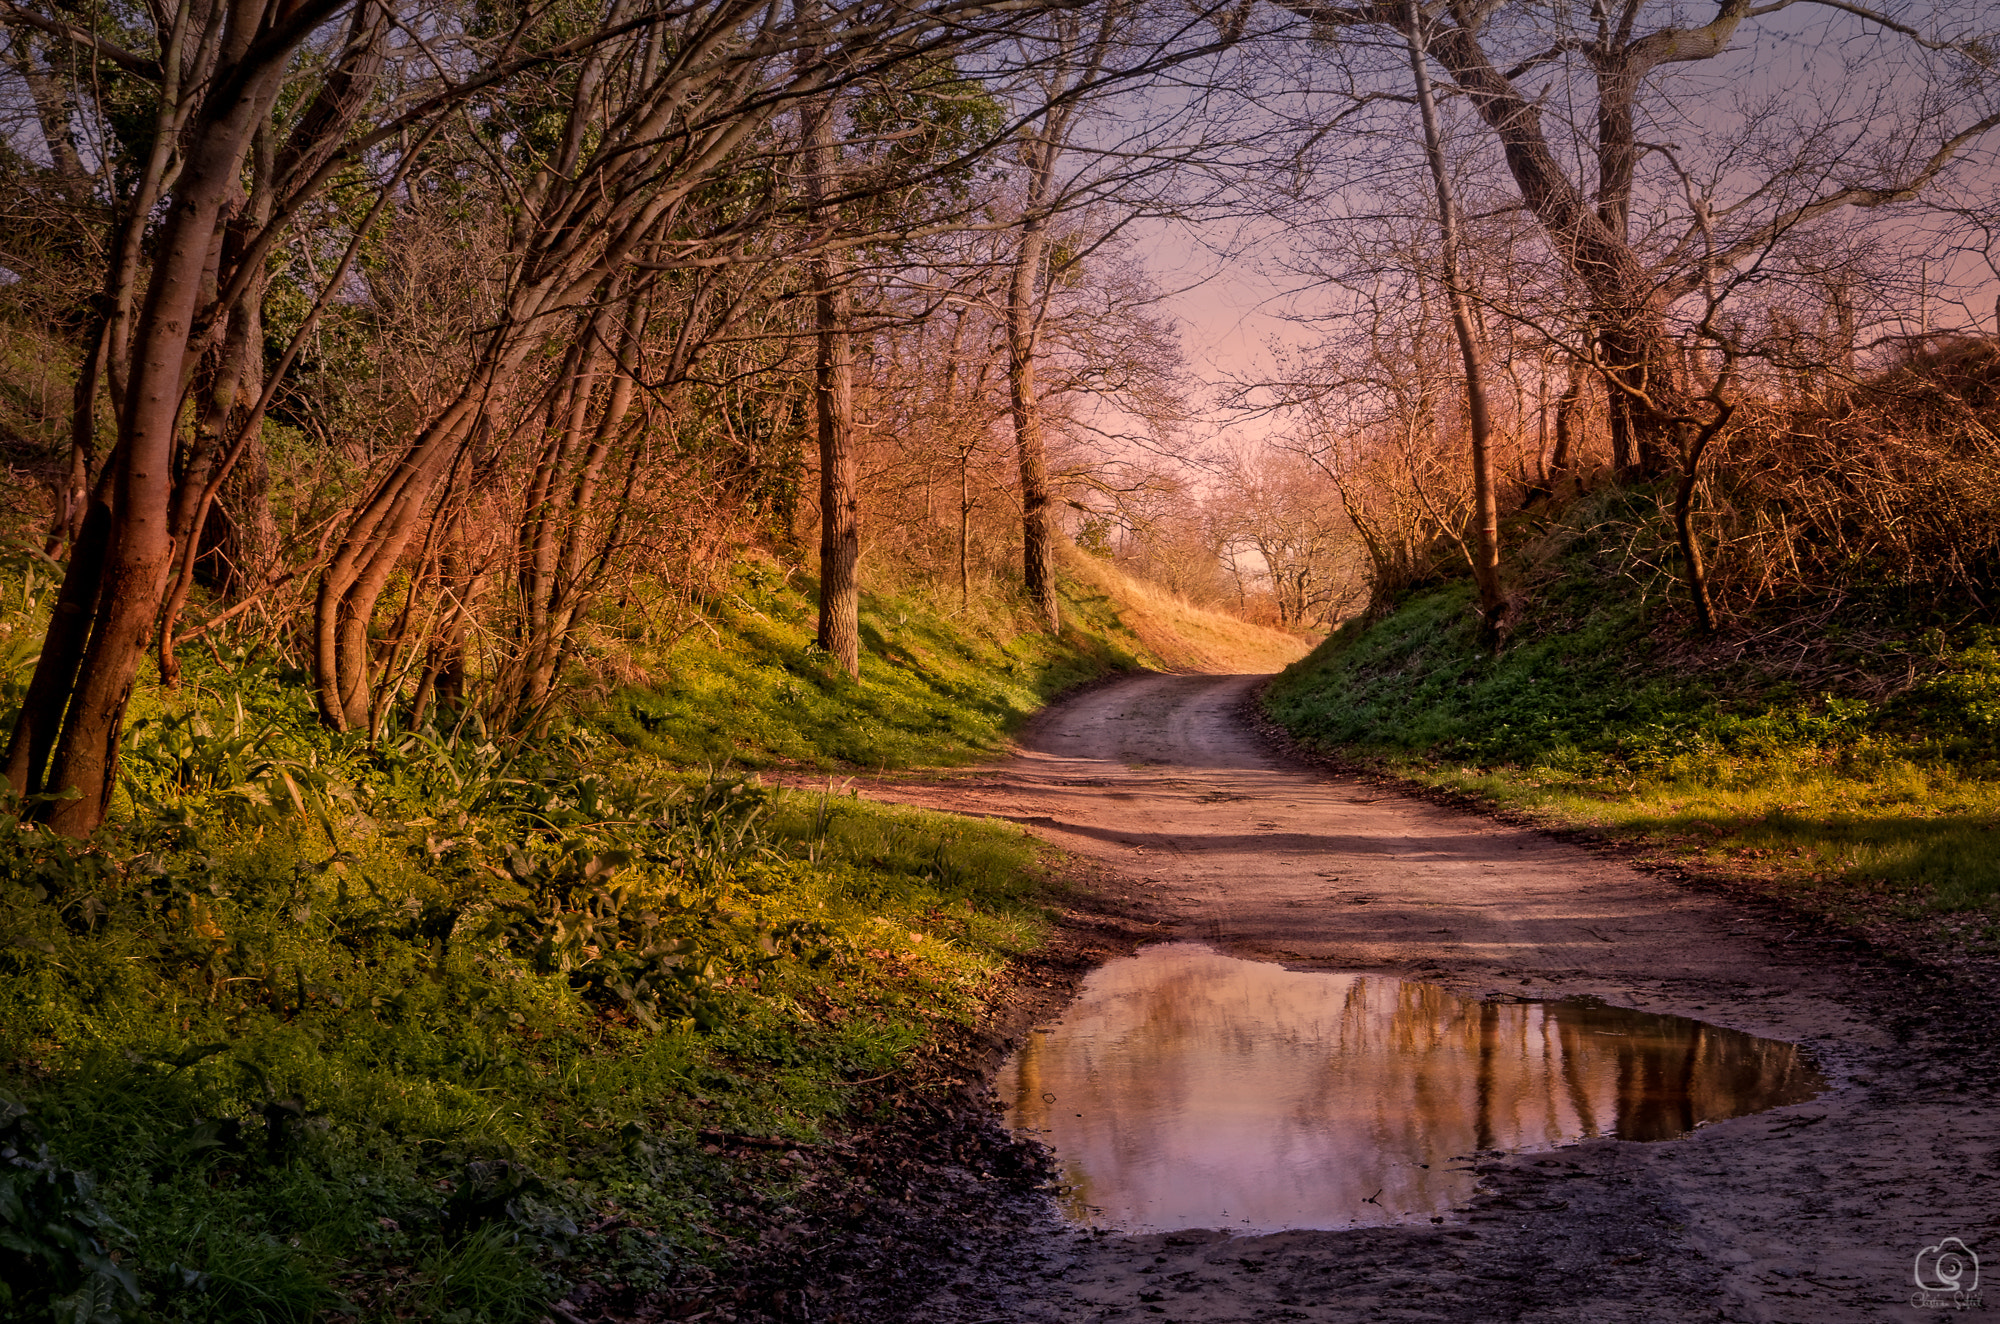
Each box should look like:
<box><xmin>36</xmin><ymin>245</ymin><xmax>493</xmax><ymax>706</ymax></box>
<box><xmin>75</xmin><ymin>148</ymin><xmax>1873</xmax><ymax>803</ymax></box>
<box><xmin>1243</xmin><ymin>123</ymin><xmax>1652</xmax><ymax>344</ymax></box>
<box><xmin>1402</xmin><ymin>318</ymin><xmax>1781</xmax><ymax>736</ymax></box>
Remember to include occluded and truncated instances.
<box><xmin>1215</xmin><ymin>448</ymin><xmax>1359</xmax><ymax>628</ymax></box>
<box><xmin>1266</xmin><ymin>0</ymin><xmax>2000</xmax><ymax>475</ymax></box>
<box><xmin>1002</xmin><ymin>9</ymin><xmax>1126</xmax><ymax>632</ymax></box>
<box><xmin>802</xmin><ymin>82</ymin><xmax>862</xmax><ymax>676</ymax></box>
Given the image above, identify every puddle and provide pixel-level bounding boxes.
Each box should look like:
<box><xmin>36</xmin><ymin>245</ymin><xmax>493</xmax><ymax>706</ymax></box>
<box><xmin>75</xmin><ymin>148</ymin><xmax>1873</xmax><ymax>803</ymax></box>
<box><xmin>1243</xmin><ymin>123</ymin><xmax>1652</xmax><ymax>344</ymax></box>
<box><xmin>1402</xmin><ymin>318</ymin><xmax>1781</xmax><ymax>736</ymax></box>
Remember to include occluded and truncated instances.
<box><xmin>996</xmin><ymin>943</ymin><xmax>1824</xmax><ymax>1233</ymax></box>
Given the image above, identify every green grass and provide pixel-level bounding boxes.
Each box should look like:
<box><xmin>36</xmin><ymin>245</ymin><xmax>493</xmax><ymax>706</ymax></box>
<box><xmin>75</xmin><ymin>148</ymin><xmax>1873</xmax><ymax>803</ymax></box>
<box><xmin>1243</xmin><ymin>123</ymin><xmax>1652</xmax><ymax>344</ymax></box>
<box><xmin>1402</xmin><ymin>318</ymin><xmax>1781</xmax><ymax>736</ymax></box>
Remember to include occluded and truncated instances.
<box><xmin>1</xmin><ymin>735</ymin><xmax>1052</xmax><ymax>1322</ymax></box>
<box><xmin>1265</xmin><ymin>556</ymin><xmax>2000</xmax><ymax>937</ymax></box>
<box><xmin>602</xmin><ymin>560</ymin><xmax>1151</xmax><ymax>769</ymax></box>
<box><xmin>0</xmin><ymin>522</ymin><xmax>1296</xmax><ymax>1321</ymax></box>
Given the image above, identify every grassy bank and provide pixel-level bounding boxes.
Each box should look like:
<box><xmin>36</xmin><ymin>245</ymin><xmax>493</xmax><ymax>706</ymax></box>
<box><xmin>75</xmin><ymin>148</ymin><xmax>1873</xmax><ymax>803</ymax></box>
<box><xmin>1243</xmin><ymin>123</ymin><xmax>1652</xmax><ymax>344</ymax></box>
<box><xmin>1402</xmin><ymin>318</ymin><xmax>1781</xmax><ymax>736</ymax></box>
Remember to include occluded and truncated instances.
<box><xmin>604</xmin><ymin>552</ymin><xmax>1305</xmax><ymax>770</ymax></box>
<box><xmin>0</xmin><ymin>538</ymin><xmax>1301</xmax><ymax>1323</ymax></box>
<box><xmin>1264</xmin><ymin>507</ymin><xmax>2000</xmax><ymax>949</ymax></box>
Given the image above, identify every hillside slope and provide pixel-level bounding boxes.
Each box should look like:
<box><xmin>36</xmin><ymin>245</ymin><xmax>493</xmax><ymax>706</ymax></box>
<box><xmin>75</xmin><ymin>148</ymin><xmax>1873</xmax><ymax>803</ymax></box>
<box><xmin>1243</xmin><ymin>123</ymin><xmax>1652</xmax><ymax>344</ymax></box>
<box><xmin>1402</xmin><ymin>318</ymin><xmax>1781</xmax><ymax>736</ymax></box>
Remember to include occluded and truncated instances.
<box><xmin>1058</xmin><ymin>548</ymin><xmax>1311</xmax><ymax>675</ymax></box>
<box><xmin>1263</xmin><ymin>499</ymin><xmax>2000</xmax><ymax>943</ymax></box>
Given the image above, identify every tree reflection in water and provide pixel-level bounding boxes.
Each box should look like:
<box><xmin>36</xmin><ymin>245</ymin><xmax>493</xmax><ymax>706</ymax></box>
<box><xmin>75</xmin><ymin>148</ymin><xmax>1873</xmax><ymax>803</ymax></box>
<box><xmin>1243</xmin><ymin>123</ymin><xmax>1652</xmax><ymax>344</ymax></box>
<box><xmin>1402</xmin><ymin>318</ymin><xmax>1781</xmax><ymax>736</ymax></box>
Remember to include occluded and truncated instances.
<box><xmin>998</xmin><ymin>944</ymin><xmax>1822</xmax><ymax>1232</ymax></box>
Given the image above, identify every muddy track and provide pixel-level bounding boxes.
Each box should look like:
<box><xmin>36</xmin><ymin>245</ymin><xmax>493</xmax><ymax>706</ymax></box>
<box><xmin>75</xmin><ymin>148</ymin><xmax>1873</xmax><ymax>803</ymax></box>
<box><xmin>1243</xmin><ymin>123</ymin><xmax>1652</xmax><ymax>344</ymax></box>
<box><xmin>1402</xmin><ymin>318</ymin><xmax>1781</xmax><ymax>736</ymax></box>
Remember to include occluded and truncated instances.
<box><xmin>776</xmin><ymin>672</ymin><xmax>2000</xmax><ymax>1324</ymax></box>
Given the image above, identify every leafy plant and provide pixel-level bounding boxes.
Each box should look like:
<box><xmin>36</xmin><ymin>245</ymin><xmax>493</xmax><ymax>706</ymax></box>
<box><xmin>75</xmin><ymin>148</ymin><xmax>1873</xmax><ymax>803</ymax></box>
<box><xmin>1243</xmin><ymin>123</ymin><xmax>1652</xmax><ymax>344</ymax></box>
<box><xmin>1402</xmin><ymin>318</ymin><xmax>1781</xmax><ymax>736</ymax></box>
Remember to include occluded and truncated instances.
<box><xmin>0</xmin><ymin>1100</ymin><xmax>139</xmax><ymax>1324</ymax></box>
<box><xmin>121</xmin><ymin>704</ymin><xmax>345</xmax><ymax>835</ymax></box>
<box><xmin>414</xmin><ymin>1224</ymin><xmax>545</xmax><ymax>1324</ymax></box>
<box><xmin>0</xmin><ymin>553</ymin><xmax>1061</xmax><ymax>1322</ymax></box>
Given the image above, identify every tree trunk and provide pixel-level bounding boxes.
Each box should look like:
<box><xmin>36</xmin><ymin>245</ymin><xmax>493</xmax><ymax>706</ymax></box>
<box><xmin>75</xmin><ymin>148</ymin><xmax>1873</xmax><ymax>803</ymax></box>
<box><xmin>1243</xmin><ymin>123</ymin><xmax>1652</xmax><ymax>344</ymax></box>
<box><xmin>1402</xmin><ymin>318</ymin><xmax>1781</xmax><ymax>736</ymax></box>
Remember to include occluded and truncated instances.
<box><xmin>942</xmin><ymin>305</ymin><xmax>973</xmax><ymax>612</ymax></box>
<box><xmin>51</xmin><ymin>318</ymin><xmax>110</xmax><ymax>553</ymax></box>
<box><xmin>804</xmin><ymin>92</ymin><xmax>860</xmax><ymax>676</ymax></box>
<box><xmin>507</xmin><ymin>294</ymin><xmax>650</xmax><ymax>723</ymax></box>
<box><xmin>1007</xmin><ymin>186</ymin><xmax>1060</xmax><ymax>632</ymax></box>
<box><xmin>1673</xmin><ymin>404</ymin><xmax>1735</xmax><ymax>633</ymax></box>
<box><xmin>409</xmin><ymin>509</ymin><xmax>477</xmax><ymax>731</ymax></box>
<box><xmin>4</xmin><ymin>484</ymin><xmax>110</xmax><ymax>798</ymax></box>
<box><xmin>161</xmin><ymin>0</ymin><xmax>388</xmax><ymax>694</ymax></box>
<box><xmin>960</xmin><ymin>449</ymin><xmax>973</xmax><ymax>611</ymax></box>
<box><xmin>1414</xmin><ymin>21</ymin><xmax>1705</xmax><ymax>476</ymax></box>
<box><xmin>5</xmin><ymin>29</ymin><xmax>86</xmax><ymax>182</ymax></box>
<box><xmin>812</xmin><ymin>276</ymin><xmax>861</xmax><ymax>676</ymax></box>
<box><xmin>1600</xmin><ymin>327</ymin><xmax>1679</xmax><ymax>476</ymax></box>
<box><xmin>500</xmin><ymin>314</ymin><xmax>610</xmax><ymax>721</ymax></box>
<box><xmin>314</xmin><ymin>386</ymin><xmax>490</xmax><ymax>729</ymax></box>
<box><xmin>1404</xmin><ymin>4</ymin><xmax>1505</xmax><ymax>643</ymax></box>
<box><xmin>29</xmin><ymin>30</ymin><xmax>297</xmax><ymax>834</ymax></box>
<box><xmin>1550</xmin><ymin>354</ymin><xmax>1588</xmax><ymax>482</ymax></box>
<box><xmin>191</xmin><ymin>281</ymin><xmax>277</xmax><ymax>601</ymax></box>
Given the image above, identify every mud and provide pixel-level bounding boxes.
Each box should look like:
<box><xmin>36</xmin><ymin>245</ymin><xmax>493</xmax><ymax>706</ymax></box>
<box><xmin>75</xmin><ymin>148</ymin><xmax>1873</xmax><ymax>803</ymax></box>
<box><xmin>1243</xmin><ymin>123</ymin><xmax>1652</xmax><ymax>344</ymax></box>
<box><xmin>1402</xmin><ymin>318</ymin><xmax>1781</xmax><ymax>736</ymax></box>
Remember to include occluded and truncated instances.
<box><xmin>803</xmin><ymin>672</ymin><xmax>2000</xmax><ymax>1324</ymax></box>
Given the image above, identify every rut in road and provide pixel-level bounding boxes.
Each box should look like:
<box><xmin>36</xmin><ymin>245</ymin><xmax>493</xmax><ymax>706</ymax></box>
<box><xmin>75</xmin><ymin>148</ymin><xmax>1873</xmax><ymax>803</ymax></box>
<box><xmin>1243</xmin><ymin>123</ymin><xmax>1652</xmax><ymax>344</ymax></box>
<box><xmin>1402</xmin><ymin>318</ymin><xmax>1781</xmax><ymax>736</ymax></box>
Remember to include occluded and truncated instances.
<box><xmin>852</xmin><ymin>672</ymin><xmax>2000</xmax><ymax>1324</ymax></box>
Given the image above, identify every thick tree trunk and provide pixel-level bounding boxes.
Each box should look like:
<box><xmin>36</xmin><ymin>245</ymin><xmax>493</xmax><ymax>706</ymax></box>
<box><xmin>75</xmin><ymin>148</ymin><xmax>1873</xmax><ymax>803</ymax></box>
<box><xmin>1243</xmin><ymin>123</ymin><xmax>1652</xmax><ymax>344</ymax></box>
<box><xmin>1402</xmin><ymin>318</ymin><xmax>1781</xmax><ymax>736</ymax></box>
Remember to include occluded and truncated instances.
<box><xmin>1600</xmin><ymin>327</ymin><xmax>1680</xmax><ymax>476</ymax></box>
<box><xmin>184</xmin><ymin>114</ymin><xmax>278</xmax><ymax>606</ymax></box>
<box><xmin>941</xmin><ymin>306</ymin><xmax>973</xmax><ymax>612</ymax></box>
<box><xmin>161</xmin><ymin>0</ymin><xmax>386</xmax><ymax>695</ymax></box>
<box><xmin>31</xmin><ymin>38</ymin><xmax>295</xmax><ymax>834</ymax></box>
<box><xmin>157</xmin><ymin>257</ymin><xmax>262</xmax><ymax>690</ymax></box>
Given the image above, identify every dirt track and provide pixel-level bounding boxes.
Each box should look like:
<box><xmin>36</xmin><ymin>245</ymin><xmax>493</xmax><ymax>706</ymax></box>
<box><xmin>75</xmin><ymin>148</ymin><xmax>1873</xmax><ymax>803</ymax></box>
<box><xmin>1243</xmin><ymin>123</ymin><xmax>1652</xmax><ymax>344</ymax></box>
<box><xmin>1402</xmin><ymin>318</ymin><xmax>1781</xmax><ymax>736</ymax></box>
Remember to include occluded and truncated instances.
<box><xmin>844</xmin><ymin>672</ymin><xmax>2000</xmax><ymax>1323</ymax></box>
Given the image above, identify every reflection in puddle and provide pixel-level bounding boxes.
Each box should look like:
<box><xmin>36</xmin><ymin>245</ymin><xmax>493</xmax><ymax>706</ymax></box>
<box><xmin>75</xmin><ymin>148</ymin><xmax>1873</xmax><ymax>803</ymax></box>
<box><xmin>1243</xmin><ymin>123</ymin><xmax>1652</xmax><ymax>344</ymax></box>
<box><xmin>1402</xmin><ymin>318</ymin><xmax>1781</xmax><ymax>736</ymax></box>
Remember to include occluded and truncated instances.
<box><xmin>996</xmin><ymin>943</ymin><xmax>1823</xmax><ymax>1232</ymax></box>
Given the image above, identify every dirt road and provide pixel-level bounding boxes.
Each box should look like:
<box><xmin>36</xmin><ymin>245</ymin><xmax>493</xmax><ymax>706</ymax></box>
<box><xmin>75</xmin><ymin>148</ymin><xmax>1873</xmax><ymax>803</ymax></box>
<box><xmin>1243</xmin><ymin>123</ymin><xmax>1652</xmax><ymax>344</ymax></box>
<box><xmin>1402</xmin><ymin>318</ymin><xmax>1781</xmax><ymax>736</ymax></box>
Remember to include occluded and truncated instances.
<box><xmin>850</xmin><ymin>672</ymin><xmax>2000</xmax><ymax>1323</ymax></box>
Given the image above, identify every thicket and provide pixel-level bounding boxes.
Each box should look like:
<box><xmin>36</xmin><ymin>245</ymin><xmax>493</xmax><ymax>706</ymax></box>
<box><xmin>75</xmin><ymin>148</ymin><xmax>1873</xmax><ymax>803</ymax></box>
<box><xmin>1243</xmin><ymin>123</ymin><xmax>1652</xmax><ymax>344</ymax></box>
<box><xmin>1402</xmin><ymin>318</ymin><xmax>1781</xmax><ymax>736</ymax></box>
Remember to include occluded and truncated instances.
<box><xmin>0</xmin><ymin>0</ymin><xmax>1263</xmax><ymax>841</ymax></box>
<box><xmin>1259</xmin><ymin>0</ymin><xmax>1998</xmax><ymax>664</ymax></box>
